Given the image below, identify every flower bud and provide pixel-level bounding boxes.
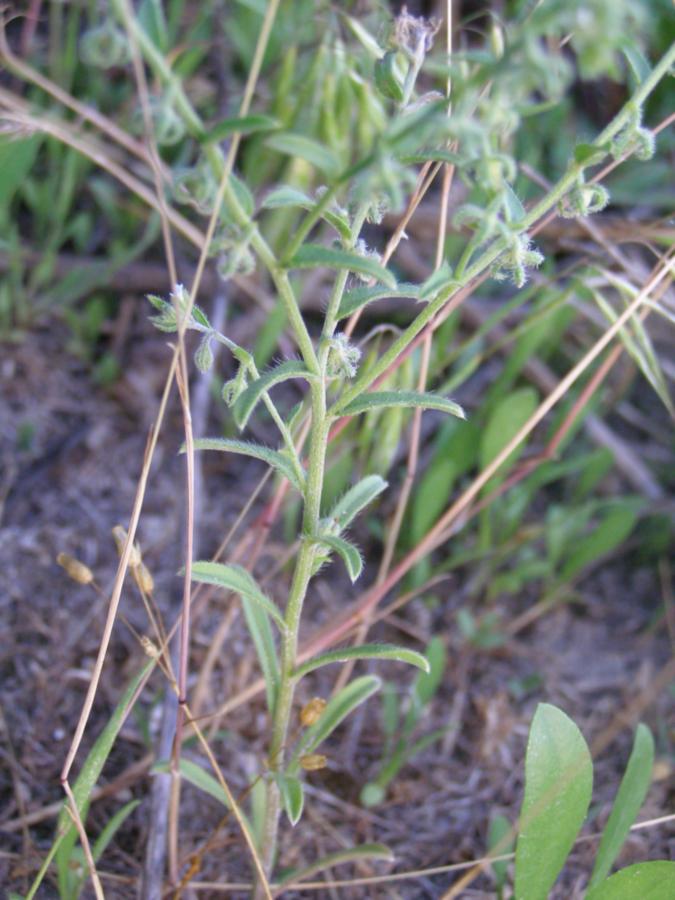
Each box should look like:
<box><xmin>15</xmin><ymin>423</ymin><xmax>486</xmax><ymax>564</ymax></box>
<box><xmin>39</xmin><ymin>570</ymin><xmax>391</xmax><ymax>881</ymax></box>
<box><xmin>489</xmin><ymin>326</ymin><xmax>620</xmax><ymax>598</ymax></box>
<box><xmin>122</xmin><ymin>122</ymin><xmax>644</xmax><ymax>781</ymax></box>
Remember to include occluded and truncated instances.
<box><xmin>57</xmin><ymin>553</ymin><xmax>94</xmax><ymax>586</ymax></box>
<box><xmin>133</xmin><ymin>561</ymin><xmax>155</xmax><ymax>594</ymax></box>
<box><xmin>299</xmin><ymin>753</ymin><xmax>327</xmax><ymax>771</ymax></box>
<box><xmin>112</xmin><ymin>526</ymin><xmax>142</xmax><ymax>568</ymax></box>
<box><xmin>299</xmin><ymin>697</ymin><xmax>327</xmax><ymax>727</ymax></box>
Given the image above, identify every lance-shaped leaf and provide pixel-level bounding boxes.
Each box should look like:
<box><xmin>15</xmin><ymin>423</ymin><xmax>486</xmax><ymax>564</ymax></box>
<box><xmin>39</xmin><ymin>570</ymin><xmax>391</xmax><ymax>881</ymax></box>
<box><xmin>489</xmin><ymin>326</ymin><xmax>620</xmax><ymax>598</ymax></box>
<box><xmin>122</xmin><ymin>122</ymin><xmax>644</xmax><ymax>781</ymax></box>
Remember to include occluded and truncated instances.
<box><xmin>277</xmin><ymin>844</ymin><xmax>394</xmax><ymax>889</ymax></box>
<box><xmin>190</xmin><ymin>562</ymin><xmax>285</xmax><ymax>630</ymax></box>
<box><xmin>262</xmin><ymin>186</ymin><xmax>351</xmax><ymax>241</ymax></box>
<box><xmin>337</xmin><ymin>283</ymin><xmax>422</xmax><ymax>320</ymax></box>
<box><xmin>276</xmin><ymin>773</ymin><xmax>304</xmax><ymax>826</ymax></box>
<box><xmin>585</xmin><ymin>861</ymin><xmax>675</xmax><ymax>900</ymax></box>
<box><xmin>288</xmin><ymin>675</ymin><xmax>381</xmax><ymax>773</ymax></box>
<box><xmin>588</xmin><ymin>724</ymin><xmax>655</xmax><ymax>888</ymax></box>
<box><xmin>191</xmin><ymin>438</ymin><xmax>305</xmax><ymax>493</ymax></box>
<box><xmin>190</xmin><ymin>562</ymin><xmax>282</xmax><ymax>713</ymax></box>
<box><xmin>288</xmin><ymin>244</ymin><xmax>397</xmax><ymax>289</ymax></box>
<box><xmin>265</xmin><ymin>132</ymin><xmax>341</xmax><ymax>177</ymax></box>
<box><xmin>233</xmin><ymin>360</ymin><xmax>312</xmax><ymax>430</ymax></box>
<box><xmin>204</xmin><ymin>114</ymin><xmax>280</xmax><ymax>143</ymax></box>
<box><xmin>515</xmin><ymin>703</ymin><xmax>593</xmax><ymax>900</ymax></box>
<box><xmin>293</xmin><ymin>643</ymin><xmax>430</xmax><ymax>679</ymax></box>
<box><xmin>317</xmin><ymin>534</ymin><xmax>363</xmax><ymax>582</ymax></box>
<box><xmin>337</xmin><ymin>390</ymin><xmax>465</xmax><ymax>420</ymax></box>
<box><xmin>327</xmin><ymin>474</ymin><xmax>387</xmax><ymax>531</ymax></box>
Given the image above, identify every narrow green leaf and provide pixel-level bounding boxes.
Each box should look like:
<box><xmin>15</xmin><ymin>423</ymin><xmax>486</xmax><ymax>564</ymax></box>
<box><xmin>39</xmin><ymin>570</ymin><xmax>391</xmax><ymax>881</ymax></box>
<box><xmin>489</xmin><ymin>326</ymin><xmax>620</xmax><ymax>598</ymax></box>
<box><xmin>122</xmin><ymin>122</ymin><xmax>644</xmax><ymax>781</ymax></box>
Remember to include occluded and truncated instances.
<box><xmin>327</xmin><ymin>474</ymin><xmax>387</xmax><ymax>531</ymax></box>
<box><xmin>317</xmin><ymin>534</ymin><xmax>363</xmax><ymax>582</ymax></box>
<box><xmin>191</xmin><ymin>438</ymin><xmax>305</xmax><ymax>493</ymax></box>
<box><xmin>288</xmin><ymin>244</ymin><xmax>397</xmax><ymax>289</ymax></box>
<box><xmin>153</xmin><ymin>757</ymin><xmax>255</xmax><ymax>845</ymax></box>
<box><xmin>190</xmin><ymin>562</ymin><xmax>281</xmax><ymax>712</ymax></box>
<box><xmin>337</xmin><ymin>283</ymin><xmax>421</xmax><ymax>320</ymax></box>
<box><xmin>488</xmin><ymin>813</ymin><xmax>513</xmax><ymax>893</ymax></box>
<box><xmin>56</xmin><ymin>660</ymin><xmax>155</xmax><ymax>898</ymax></box>
<box><xmin>480</xmin><ymin>387</ymin><xmax>538</xmax><ymax>488</ymax></box>
<box><xmin>233</xmin><ymin>360</ymin><xmax>312</xmax><ymax>430</ymax></box>
<box><xmin>138</xmin><ymin>0</ymin><xmax>168</xmax><ymax>51</ymax></box>
<box><xmin>574</xmin><ymin>143</ymin><xmax>609</xmax><ymax>166</ymax></box>
<box><xmin>265</xmin><ymin>132</ymin><xmax>341</xmax><ymax>177</ymax></box>
<box><xmin>621</xmin><ymin>44</ymin><xmax>652</xmax><ymax>86</ymax></box>
<box><xmin>90</xmin><ymin>799</ymin><xmax>140</xmax><ymax>865</ymax></box>
<box><xmin>289</xmin><ymin>676</ymin><xmax>381</xmax><ymax>772</ymax></box>
<box><xmin>398</xmin><ymin>149</ymin><xmax>463</xmax><ymax>167</ymax></box>
<box><xmin>560</xmin><ymin>501</ymin><xmax>640</xmax><ymax>581</ymax></box>
<box><xmin>589</xmin><ymin>724</ymin><xmax>655</xmax><ymax>887</ymax></box>
<box><xmin>503</xmin><ymin>182</ymin><xmax>526</xmax><ymax>223</ymax></box>
<box><xmin>277</xmin><ymin>843</ymin><xmax>394</xmax><ymax>888</ymax></box>
<box><xmin>0</xmin><ymin>135</ymin><xmax>42</xmax><ymax>208</ymax></box>
<box><xmin>294</xmin><ymin>643</ymin><xmax>429</xmax><ymax>679</ymax></box>
<box><xmin>338</xmin><ymin>390</ymin><xmax>465</xmax><ymax>420</ymax></box>
<box><xmin>515</xmin><ymin>703</ymin><xmax>593</xmax><ymax>900</ymax></box>
<box><xmin>277</xmin><ymin>773</ymin><xmax>304</xmax><ymax>826</ymax></box>
<box><xmin>585</xmin><ymin>861</ymin><xmax>675</xmax><ymax>900</ymax></box>
<box><xmin>205</xmin><ymin>114</ymin><xmax>280</xmax><ymax>143</ymax></box>
<box><xmin>413</xmin><ymin>637</ymin><xmax>447</xmax><ymax>708</ymax></box>
<box><xmin>261</xmin><ymin>186</ymin><xmax>351</xmax><ymax>240</ymax></box>
<box><xmin>190</xmin><ymin>561</ymin><xmax>285</xmax><ymax>630</ymax></box>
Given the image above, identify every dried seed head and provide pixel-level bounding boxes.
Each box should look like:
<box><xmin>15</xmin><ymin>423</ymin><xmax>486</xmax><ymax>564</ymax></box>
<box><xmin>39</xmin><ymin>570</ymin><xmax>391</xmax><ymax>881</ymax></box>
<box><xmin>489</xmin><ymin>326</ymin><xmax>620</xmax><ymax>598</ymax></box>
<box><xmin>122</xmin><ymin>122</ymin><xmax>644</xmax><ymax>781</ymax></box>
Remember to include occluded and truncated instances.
<box><xmin>299</xmin><ymin>697</ymin><xmax>327</xmax><ymax>727</ymax></box>
<box><xmin>133</xmin><ymin>561</ymin><xmax>155</xmax><ymax>594</ymax></box>
<box><xmin>112</xmin><ymin>525</ymin><xmax>142</xmax><ymax>568</ymax></box>
<box><xmin>56</xmin><ymin>553</ymin><xmax>94</xmax><ymax>586</ymax></box>
<box><xmin>299</xmin><ymin>753</ymin><xmax>327</xmax><ymax>771</ymax></box>
<box><xmin>140</xmin><ymin>635</ymin><xmax>159</xmax><ymax>659</ymax></box>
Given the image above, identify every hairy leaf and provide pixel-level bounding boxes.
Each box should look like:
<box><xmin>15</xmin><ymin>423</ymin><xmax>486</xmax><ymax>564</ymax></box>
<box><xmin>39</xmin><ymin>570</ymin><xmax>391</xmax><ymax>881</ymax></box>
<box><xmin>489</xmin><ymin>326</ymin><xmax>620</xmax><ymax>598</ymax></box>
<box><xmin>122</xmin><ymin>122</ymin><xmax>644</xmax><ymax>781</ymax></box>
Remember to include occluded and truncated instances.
<box><xmin>190</xmin><ymin>561</ymin><xmax>285</xmax><ymax>630</ymax></box>
<box><xmin>233</xmin><ymin>360</ymin><xmax>312</xmax><ymax>430</ymax></box>
<box><xmin>316</xmin><ymin>534</ymin><xmax>363</xmax><ymax>582</ymax></box>
<box><xmin>277</xmin><ymin>773</ymin><xmax>304</xmax><ymax>826</ymax></box>
<box><xmin>288</xmin><ymin>244</ymin><xmax>397</xmax><ymax>289</ymax></box>
<box><xmin>265</xmin><ymin>132</ymin><xmax>341</xmax><ymax>177</ymax></box>
<box><xmin>338</xmin><ymin>390</ymin><xmax>465</xmax><ymax>420</ymax></box>
<box><xmin>205</xmin><ymin>114</ymin><xmax>280</xmax><ymax>142</ymax></box>
<box><xmin>294</xmin><ymin>643</ymin><xmax>430</xmax><ymax>679</ymax></box>
<box><xmin>327</xmin><ymin>474</ymin><xmax>388</xmax><ymax>531</ymax></box>
<box><xmin>191</xmin><ymin>438</ymin><xmax>305</xmax><ymax>493</ymax></box>
<box><xmin>337</xmin><ymin>283</ymin><xmax>421</xmax><ymax>320</ymax></box>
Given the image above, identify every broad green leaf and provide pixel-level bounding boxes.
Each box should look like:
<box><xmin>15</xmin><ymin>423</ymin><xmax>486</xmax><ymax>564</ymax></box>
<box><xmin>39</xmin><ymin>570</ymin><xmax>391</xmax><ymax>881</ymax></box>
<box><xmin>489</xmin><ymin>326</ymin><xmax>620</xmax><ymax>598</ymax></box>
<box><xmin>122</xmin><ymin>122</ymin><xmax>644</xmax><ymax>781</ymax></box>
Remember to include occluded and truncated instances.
<box><xmin>337</xmin><ymin>283</ymin><xmax>421</xmax><ymax>320</ymax></box>
<box><xmin>515</xmin><ymin>703</ymin><xmax>593</xmax><ymax>900</ymax></box>
<box><xmin>589</xmin><ymin>724</ymin><xmax>655</xmax><ymax>887</ymax></box>
<box><xmin>327</xmin><ymin>474</ymin><xmax>387</xmax><ymax>531</ymax></box>
<box><xmin>261</xmin><ymin>186</ymin><xmax>351</xmax><ymax>240</ymax></box>
<box><xmin>277</xmin><ymin>843</ymin><xmax>394</xmax><ymax>888</ymax></box>
<box><xmin>265</xmin><ymin>132</ymin><xmax>341</xmax><ymax>177</ymax></box>
<box><xmin>480</xmin><ymin>387</ymin><xmax>538</xmax><ymax>488</ymax></box>
<box><xmin>585</xmin><ymin>861</ymin><xmax>675</xmax><ymax>900</ymax></box>
<box><xmin>233</xmin><ymin>360</ymin><xmax>312</xmax><ymax>429</ymax></box>
<box><xmin>277</xmin><ymin>773</ymin><xmax>304</xmax><ymax>826</ymax></box>
<box><xmin>294</xmin><ymin>643</ymin><xmax>430</xmax><ymax>679</ymax></box>
<box><xmin>0</xmin><ymin>135</ymin><xmax>42</xmax><ymax>209</ymax></box>
<box><xmin>190</xmin><ymin>562</ymin><xmax>281</xmax><ymax>712</ymax></box>
<box><xmin>205</xmin><ymin>114</ymin><xmax>280</xmax><ymax>143</ymax></box>
<box><xmin>190</xmin><ymin>561</ymin><xmax>285</xmax><ymax>630</ymax></box>
<box><xmin>560</xmin><ymin>501</ymin><xmax>640</xmax><ymax>581</ymax></box>
<box><xmin>56</xmin><ymin>660</ymin><xmax>155</xmax><ymax>898</ymax></box>
<box><xmin>338</xmin><ymin>390</ymin><xmax>465</xmax><ymax>420</ymax></box>
<box><xmin>289</xmin><ymin>675</ymin><xmax>381</xmax><ymax>772</ymax></box>
<box><xmin>191</xmin><ymin>438</ymin><xmax>305</xmax><ymax>493</ymax></box>
<box><xmin>317</xmin><ymin>534</ymin><xmax>363</xmax><ymax>582</ymax></box>
<box><xmin>288</xmin><ymin>244</ymin><xmax>397</xmax><ymax>289</ymax></box>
